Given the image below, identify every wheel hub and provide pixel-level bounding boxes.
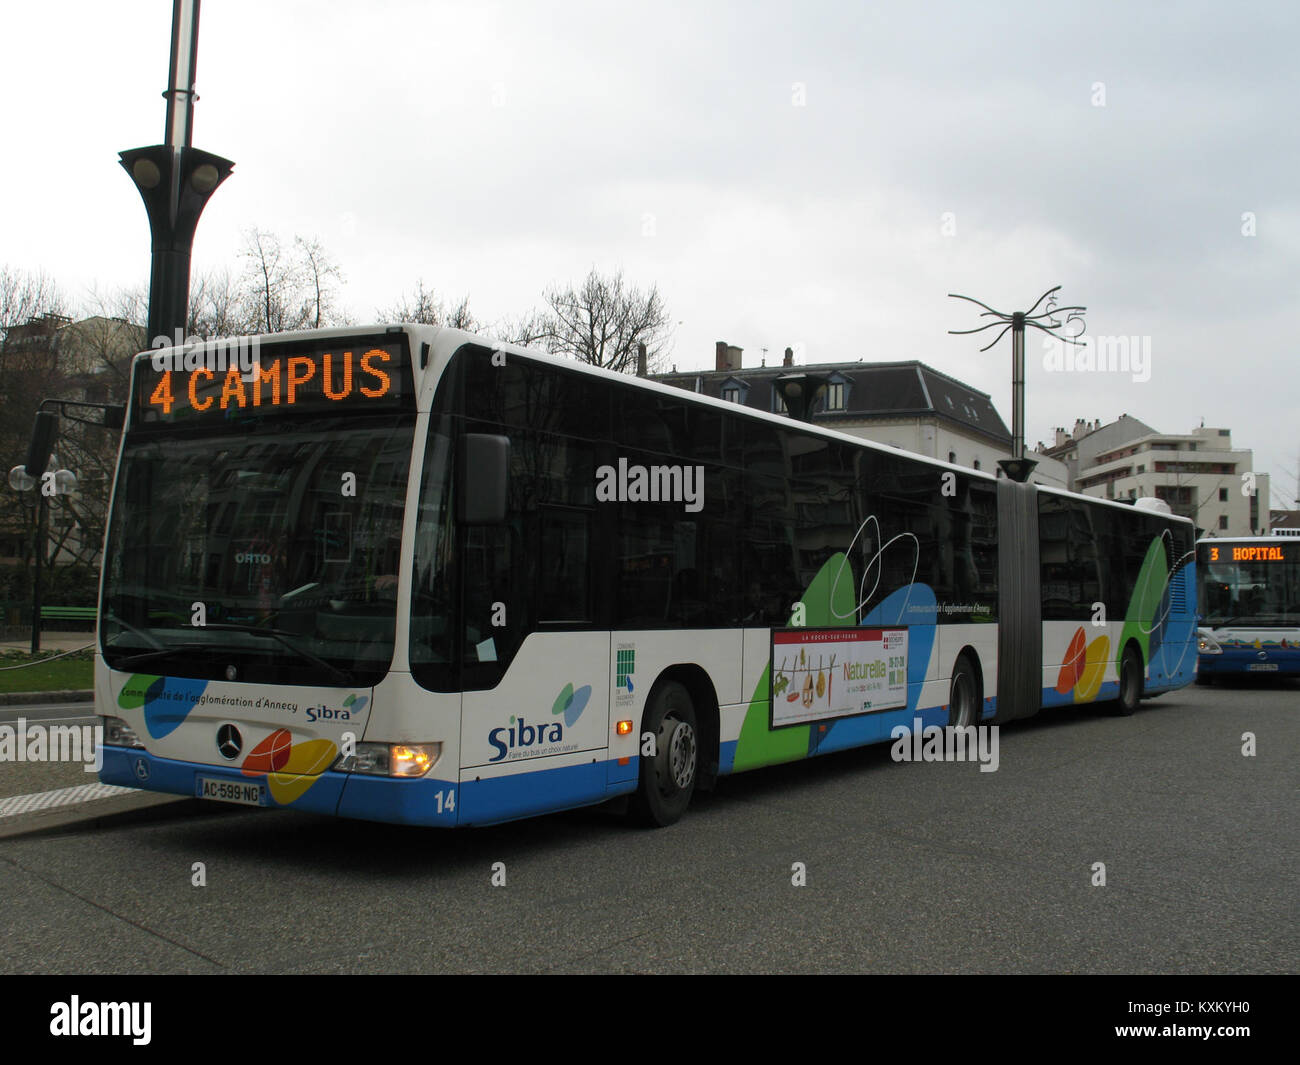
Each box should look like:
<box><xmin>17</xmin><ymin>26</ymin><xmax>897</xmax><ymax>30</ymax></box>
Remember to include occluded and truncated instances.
<box><xmin>661</xmin><ymin>718</ymin><xmax>697</xmax><ymax>791</ymax></box>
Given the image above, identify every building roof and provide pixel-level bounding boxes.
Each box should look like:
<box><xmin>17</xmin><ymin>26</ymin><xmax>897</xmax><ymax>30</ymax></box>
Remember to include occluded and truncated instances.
<box><xmin>653</xmin><ymin>359</ymin><xmax>1011</xmax><ymax>445</ymax></box>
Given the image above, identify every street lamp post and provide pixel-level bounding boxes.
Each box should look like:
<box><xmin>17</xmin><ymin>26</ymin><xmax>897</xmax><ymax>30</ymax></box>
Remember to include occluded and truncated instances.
<box><xmin>947</xmin><ymin>285</ymin><xmax>1087</xmax><ymax>482</ymax></box>
<box><xmin>772</xmin><ymin>373</ymin><xmax>829</xmax><ymax>423</ymax></box>
<box><xmin>9</xmin><ymin>402</ymin><xmax>123</xmax><ymax>654</ymax></box>
<box><xmin>119</xmin><ymin>0</ymin><xmax>233</xmax><ymax>345</ymax></box>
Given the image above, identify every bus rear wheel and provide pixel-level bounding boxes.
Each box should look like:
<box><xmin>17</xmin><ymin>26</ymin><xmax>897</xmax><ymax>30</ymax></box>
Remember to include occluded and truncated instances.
<box><xmin>948</xmin><ymin>654</ymin><xmax>980</xmax><ymax>728</ymax></box>
<box><xmin>1115</xmin><ymin>645</ymin><xmax>1143</xmax><ymax>716</ymax></box>
<box><xmin>629</xmin><ymin>681</ymin><xmax>698</xmax><ymax>827</ymax></box>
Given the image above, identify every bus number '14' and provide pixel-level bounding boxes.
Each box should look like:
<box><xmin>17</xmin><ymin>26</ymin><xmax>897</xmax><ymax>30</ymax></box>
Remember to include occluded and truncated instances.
<box><xmin>435</xmin><ymin>789</ymin><xmax>456</xmax><ymax>813</ymax></box>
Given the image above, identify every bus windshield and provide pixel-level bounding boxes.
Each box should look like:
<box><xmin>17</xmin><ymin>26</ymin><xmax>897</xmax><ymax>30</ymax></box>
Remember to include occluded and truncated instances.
<box><xmin>100</xmin><ymin>413</ymin><xmax>415</xmax><ymax>686</ymax></box>
<box><xmin>1200</xmin><ymin>555</ymin><xmax>1300</xmax><ymax>626</ymax></box>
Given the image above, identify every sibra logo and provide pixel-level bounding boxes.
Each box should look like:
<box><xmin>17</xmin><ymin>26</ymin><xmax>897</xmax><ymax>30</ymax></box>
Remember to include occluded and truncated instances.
<box><xmin>488</xmin><ymin>683</ymin><xmax>590</xmax><ymax>763</ymax></box>
<box><xmin>305</xmin><ymin>693</ymin><xmax>367</xmax><ymax>723</ymax></box>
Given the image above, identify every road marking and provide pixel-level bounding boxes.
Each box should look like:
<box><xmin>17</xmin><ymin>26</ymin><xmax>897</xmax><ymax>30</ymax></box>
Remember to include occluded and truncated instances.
<box><xmin>0</xmin><ymin>783</ymin><xmax>138</xmax><ymax>819</ymax></box>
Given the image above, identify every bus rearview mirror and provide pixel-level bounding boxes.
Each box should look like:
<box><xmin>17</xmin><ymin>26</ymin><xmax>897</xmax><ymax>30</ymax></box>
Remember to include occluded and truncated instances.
<box><xmin>459</xmin><ymin>433</ymin><xmax>509</xmax><ymax>524</ymax></box>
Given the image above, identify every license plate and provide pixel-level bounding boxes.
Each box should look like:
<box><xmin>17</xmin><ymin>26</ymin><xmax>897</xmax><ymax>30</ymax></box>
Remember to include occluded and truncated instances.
<box><xmin>1247</xmin><ymin>663</ymin><xmax>1278</xmax><ymax>672</ymax></box>
<box><xmin>196</xmin><ymin>776</ymin><xmax>267</xmax><ymax>806</ymax></box>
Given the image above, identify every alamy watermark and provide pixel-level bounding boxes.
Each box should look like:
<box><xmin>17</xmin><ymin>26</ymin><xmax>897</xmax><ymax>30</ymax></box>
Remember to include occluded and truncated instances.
<box><xmin>890</xmin><ymin>718</ymin><xmax>999</xmax><ymax>772</ymax></box>
<box><xmin>0</xmin><ymin>717</ymin><xmax>103</xmax><ymax>772</ymax></box>
<box><xmin>595</xmin><ymin>457</ymin><xmax>704</xmax><ymax>513</ymax></box>
<box><xmin>150</xmin><ymin>328</ymin><xmax>261</xmax><ymax>377</ymax></box>
<box><xmin>50</xmin><ymin>997</ymin><xmax>150</xmax><ymax>1045</ymax></box>
<box><xmin>1043</xmin><ymin>333</ymin><xmax>1151</xmax><ymax>383</ymax></box>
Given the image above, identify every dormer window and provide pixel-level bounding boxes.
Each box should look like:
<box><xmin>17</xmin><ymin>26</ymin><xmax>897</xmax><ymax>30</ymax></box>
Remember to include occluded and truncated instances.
<box><xmin>720</xmin><ymin>377</ymin><xmax>748</xmax><ymax>405</ymax></box>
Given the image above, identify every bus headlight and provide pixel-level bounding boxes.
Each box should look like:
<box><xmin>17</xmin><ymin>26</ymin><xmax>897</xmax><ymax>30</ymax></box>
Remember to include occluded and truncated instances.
<box><xmin>333</xmin><ymin>742</ymin><xmax>441</xmax><ymax>777</ymax></box>
<box><xmin>1197</xmin><ymin>631</ymin><xmax>1223</xmax><ymax>655</ymax></box>
<box><xmin>101</xmin><ymin>716</ymin><xmax>145</xmax><ymax>748</ymax></box>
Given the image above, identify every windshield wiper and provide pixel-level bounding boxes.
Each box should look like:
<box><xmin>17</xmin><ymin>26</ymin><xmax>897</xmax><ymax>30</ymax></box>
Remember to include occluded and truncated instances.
<box><xmin>198</xmin><ymin>623</ymin><xmax>353</xmax><ymax>686</ymax></box>
<box><xmin>112</xmin><ymin>642</ymin><xmax>213</xmax><ymax>670</ymax></box>
<box><xmin>103</xmin><ymin>615</ymin><xmax>167</xmax><ymax>651</ymax></box>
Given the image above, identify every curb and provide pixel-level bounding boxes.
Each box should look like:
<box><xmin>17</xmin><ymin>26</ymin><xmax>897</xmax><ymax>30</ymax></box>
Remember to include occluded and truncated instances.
<box><xmin>0</xmin><ymin>790</ymin><xmax>194</xmax><ymax>840</ymax></box>
<box><xmin>0</xmin><ymin>690</ymin><xmax>95</xmax><ymax>707</ymax></box>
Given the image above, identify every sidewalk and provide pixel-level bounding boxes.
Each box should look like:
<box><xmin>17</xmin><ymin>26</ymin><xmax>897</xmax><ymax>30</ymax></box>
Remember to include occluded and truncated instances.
<box><xmin>0</xmin><ymin>630</ymin><xmax>96</xmax><ymax>653</ymax></box>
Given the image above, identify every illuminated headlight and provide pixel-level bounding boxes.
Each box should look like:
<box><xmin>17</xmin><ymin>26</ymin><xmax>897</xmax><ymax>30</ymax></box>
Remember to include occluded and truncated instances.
<box><xmin>1197</xmin><ymin>631</ymin><xmax>1223</xmax><ymax>655</ymax></box>
<box><xmin>333</xmin><ymin>742</ymin><xmax>441</xmax><ymax>777</ymax></box>
<box><xmin>101</xmin><ymin>715</ymin><xmax>145</xmax><ymax>748</ymax></box>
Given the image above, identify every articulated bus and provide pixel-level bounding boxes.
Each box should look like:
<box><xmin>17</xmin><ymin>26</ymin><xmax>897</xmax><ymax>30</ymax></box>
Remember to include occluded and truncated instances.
<box><xmin>96</xmin><ymin>325</ymin><xmax>1198</xmax><ymax>827</ymax></box>
<box><xmin>1196</xmin><ymin>534</ymin><xmax>1300</xmax><ymax>681</ymax></box>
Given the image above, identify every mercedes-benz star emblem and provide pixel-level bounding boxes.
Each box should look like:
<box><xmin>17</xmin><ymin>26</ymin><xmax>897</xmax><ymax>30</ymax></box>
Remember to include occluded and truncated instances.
<box><xmin>217</xmin><ymin>724</ymin><xmax>242</xmax><ymax>760</ymax></box>
<box><xmin>225</xmin><ymin>664</ymin><xmax>238</xmax><ymax>681</ymax></box>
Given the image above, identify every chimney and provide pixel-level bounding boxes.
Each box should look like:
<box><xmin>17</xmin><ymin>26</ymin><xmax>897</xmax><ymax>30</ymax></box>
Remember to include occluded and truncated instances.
<box><xmin>715</xmin><ymin>340</ymin><xmax>741</xmax><ymax>372</ymax></box>
<box><xmin>636</xmin><ymin>342</ymin><xmax>647</xmax><ymax>377</ymax></box>
<box><xmin>783</xmin><ymin>346</ymin><xmax>793</xmax><ymax>367</ymax></box>
<box><xmin>1054</xmin><ymin>427</ymin><xmax>1068</xmax><ymax>447</ymax></box>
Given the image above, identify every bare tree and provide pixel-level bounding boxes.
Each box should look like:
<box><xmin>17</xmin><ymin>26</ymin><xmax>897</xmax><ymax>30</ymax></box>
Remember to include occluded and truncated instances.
<box><xmin>296</xmin><ymin>236</ymin><xmax>344</xmax><ymax>329</ymax></box>
<box><xmin>493</xmin><ymin>310</ymin><xmax>551</xmax><ymax>348</ymax></box>
<box><xmin>379</xmin><ymin>280</ymin><xmax>478</xmax><ymax>331</ymax></box>
<box><xmin>0</xmin><ymin>266</ymin><xmax>65</xmax><ymax>340</ymax></box>
<box><xmin>532</xmin><ymin>267</ymin><xmax>672</xmax><ymax>373</ymax></box>
<box><xmin>187</xmin><ymin>268</ymin><xmax>253</xmax><ymax>339</ymax></box>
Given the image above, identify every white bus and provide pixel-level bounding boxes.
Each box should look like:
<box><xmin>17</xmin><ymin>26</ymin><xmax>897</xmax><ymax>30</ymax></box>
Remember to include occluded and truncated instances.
<box><xmin>96</xmin><ymin>325</ymin><xmax>1198</xmax><ymax>826</ymax></box>
<box><xmin>1196</xmin><ymin>534</ymin><xmax>1300</xmax><ymax>681</ymax></box>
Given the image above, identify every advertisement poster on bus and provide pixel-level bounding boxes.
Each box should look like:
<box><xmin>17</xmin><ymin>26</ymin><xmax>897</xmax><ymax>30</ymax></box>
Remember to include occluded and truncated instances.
<box><xmin>770</xmin><ymin>628</ymin><xmax>908</xmax><ymax>727</ymax></box>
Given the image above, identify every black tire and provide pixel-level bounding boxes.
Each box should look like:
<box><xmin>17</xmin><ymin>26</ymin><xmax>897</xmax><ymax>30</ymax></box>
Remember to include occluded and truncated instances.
<box><xmin>1195</xmin><ymin>673</ymin><xmax>1214</xmax><ymax>687</ymax></box>
<box><xmin>629</xmin><ymin>681</ymin><xmax>698</xmax><ymax>827</ymax></box>
<box><xmin>1115</xmin><ymin>644</ymin><xmax>1143</xmax><ymax>715</ymax></box>
<box><xmin>948</xmin><ymin>653</ymin><xmax>981</xmax><ymax>728</ymax></box>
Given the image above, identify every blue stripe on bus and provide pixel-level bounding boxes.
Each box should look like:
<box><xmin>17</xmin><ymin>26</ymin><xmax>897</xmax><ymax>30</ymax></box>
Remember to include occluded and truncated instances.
<box><xmin>101</xmin><ymin>746</ymin><xmax>639</xmax><ymax>827</ymax></box>
<box><xmin>814</xmin><ymin>703</ymin><xmax>949</xmax><ymax>755</ymax></box>
<box><xmin>1038</xmin><ymin>682</ymin><xmax>1120</xmax><ymax>709</ymax></box>
<box><xmin>454</xmin><ymin>760</ymin><xmax>616</xmax><ymax>827</ymax></box>
<box><xmin>1199</xmin><ymin>647</ymin><xmax>1300</xmax><ymax>677</ymax></box>
<box><xmin>98</xmin><ymin>746</ymin><xmax>346</xmax><ymax>817</ymax></box>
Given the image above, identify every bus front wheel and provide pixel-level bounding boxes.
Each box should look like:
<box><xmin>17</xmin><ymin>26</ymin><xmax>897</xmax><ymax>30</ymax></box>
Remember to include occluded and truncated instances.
<box><xmin>630</xmin><ymin>681</ymin><xmax>698</xmax><ymax>827</ymax></box>
<box><xmin>949</xmin><ymin>653</ymin><xmax>980</xmax><ymax>728</ymax></box>
<box><xmin>1115</xmin><ymin>645</ymin><xmax>1143</xmax><ymax>716</ymax></box>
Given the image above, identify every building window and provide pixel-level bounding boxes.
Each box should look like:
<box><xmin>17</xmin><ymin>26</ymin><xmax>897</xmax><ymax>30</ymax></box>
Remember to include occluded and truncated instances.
<box><xmin>948</xmin><ymin>451</ymin><xmax>956</xmax><ymax>464</ymax></box>
<box><xmin>772</xmin><ymin>391</ymin><xmax>787</xmax><ymax>414</ymax></box>
<box><xmin>1219</xmin><ymin>487</ymin><xmax>1228</xmax><ymax>502</ymax></box>
<box><xmin>1219</xmin><ymin>515</ymin><xmax>1229</xmax><ymax>530</ymax></box>
<box><xmin>825</xmin><ymin>381</ymin><xmax>844</xmax><ymax>410</ymax></box>
<box><xmin>722</xmin><ymin>386</ymin><xmax>740</xmax><ymax>404</ymax></box>
<box><xmin>972</xmin><ymin>459</ymin><xmax>981</xmax><ymax>471</ymax></box>
<box><xmin>1136</xmin><ymin>464</ymin><xmax>1145</xmax><ymax>473</ymax></box>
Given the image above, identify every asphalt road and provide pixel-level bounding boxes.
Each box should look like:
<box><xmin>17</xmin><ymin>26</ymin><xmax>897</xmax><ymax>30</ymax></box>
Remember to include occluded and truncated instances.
<box><xmin>0</xmin><ymin>680</ymin><xmax>1295</xmax><ymax>974</ymax></box>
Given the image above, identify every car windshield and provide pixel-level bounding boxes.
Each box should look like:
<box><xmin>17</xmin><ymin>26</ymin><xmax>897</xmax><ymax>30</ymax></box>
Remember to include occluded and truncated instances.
<box><xmin>101</xmin><ymin>413</ymin><xmax>415</xmax><ymax>686</ymax></box>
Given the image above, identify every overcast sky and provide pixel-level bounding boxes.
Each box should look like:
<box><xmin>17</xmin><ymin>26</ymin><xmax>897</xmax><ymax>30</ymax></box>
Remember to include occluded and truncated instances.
<box><xmin>4</xmin><ymin>0</ymin><xmax>1297</xmax><ymax>507</ymax></box>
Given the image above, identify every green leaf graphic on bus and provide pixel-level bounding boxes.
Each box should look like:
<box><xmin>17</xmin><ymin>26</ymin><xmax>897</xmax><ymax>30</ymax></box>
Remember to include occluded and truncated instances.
<box><xmin>1119</xmin><ymin>537</ymin><xmax>1168</xmax><ymax>670</ymax></box>
<box><xmin>552</xmin><ymin>683</ymin><xmax>591</xmax><ymax>727</ymax></box>
<box><xmin>118</xmin><ymin>673</ymin><xmax>209</xmax><ymax>739</ymax></box>
<box><xmin>734</xmin><ymin>553</ymin><xmax>853</xmax><ymax>772</ymax></box>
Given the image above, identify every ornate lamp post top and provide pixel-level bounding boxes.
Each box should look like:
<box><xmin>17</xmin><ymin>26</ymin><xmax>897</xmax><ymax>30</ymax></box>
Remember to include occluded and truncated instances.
<box><xmin>948</xmin><ymin>285</ymin><xmax>1087</xmax><ymax>481</ymax></box>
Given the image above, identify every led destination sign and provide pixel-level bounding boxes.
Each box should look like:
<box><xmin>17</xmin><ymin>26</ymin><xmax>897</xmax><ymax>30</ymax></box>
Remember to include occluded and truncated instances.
<box><xmin>134</xmin><ymin>336</ymin><xmax>411</xmax><ymax>423</ymax></box>
<box><xmin>1200</xmin><ymin>543</ymin><xmax>1293</xmax><ymax>564</ymax></box>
